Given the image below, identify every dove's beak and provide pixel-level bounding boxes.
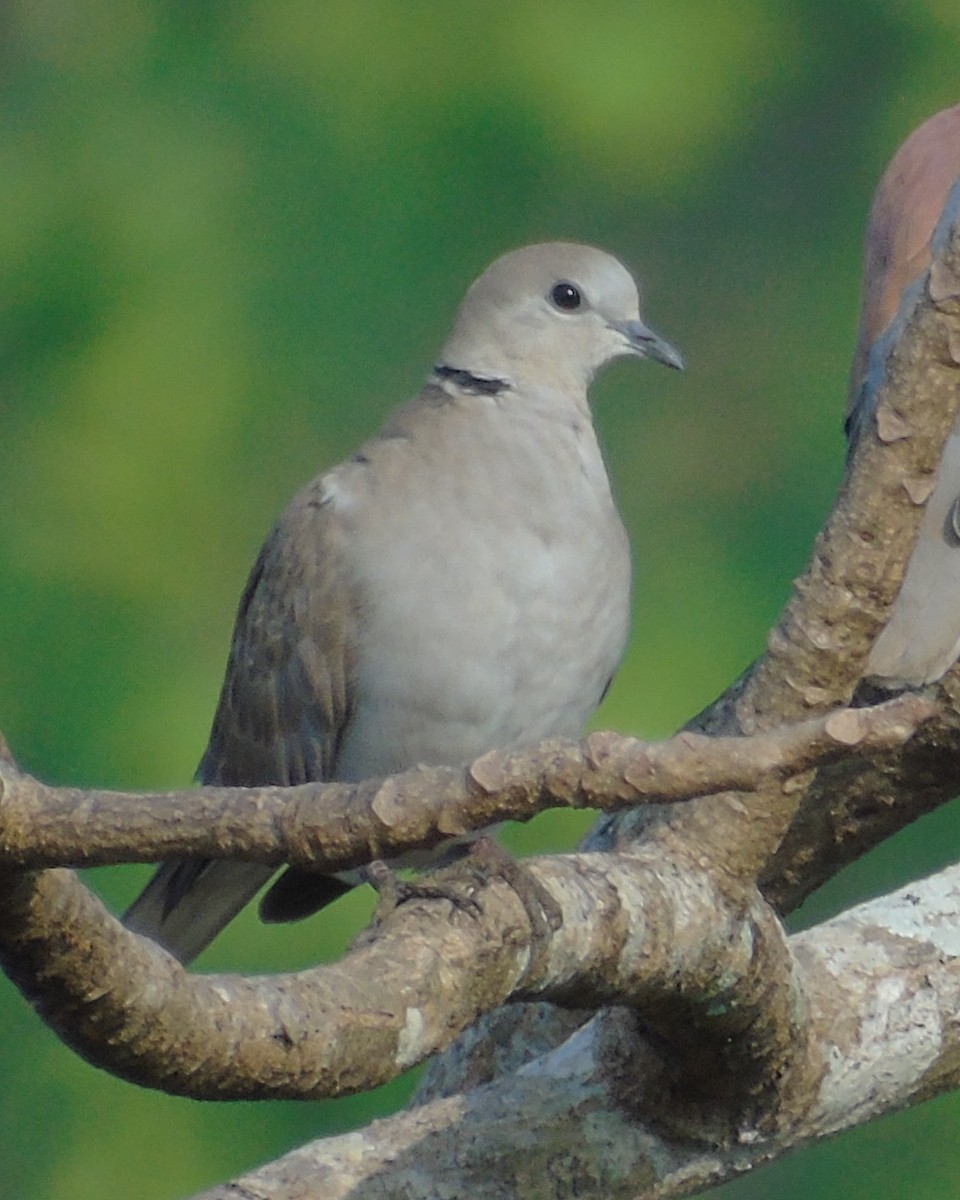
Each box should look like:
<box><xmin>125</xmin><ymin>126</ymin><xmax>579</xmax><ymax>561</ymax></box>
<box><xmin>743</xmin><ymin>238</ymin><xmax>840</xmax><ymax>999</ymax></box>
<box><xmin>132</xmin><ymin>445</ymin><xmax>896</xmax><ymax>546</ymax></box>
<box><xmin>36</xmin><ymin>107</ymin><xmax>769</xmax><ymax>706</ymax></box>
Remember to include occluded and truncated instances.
<box><xmin>615</xmin><ymin>318</ymin><xmax>685</xmax><ymax>370</ymax></box>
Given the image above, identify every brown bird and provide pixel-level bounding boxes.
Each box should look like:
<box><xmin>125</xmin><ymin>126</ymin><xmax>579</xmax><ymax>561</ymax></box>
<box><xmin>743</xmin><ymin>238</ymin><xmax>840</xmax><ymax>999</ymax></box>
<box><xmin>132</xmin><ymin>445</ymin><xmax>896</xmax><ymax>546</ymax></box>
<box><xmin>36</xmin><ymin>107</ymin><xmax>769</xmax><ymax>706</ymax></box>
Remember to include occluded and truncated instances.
<box><xmin>845</xmin><ymin>103</ymin><xmax>960</xmax><ymax>687</ymax></box>
<box><xmin>124</xmin><ymin>242</ymin><xmax>683</xmax><ymax>963</ymax></box>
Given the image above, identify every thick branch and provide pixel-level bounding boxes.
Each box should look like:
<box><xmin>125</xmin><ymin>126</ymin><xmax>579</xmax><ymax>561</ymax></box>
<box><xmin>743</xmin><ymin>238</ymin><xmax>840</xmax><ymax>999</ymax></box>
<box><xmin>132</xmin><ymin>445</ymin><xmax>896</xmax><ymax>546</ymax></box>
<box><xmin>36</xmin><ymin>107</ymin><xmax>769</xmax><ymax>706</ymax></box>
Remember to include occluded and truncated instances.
<box><xmin>0</xmin><ymin>831</ymin><xmax>811</xmax><ymax>1106</ymax></box>
<box><xmin>0</xmin><ymin>696</ymin><xmax>931</xmax><ymax>1106</ymax></box>
<box><xmin>589</xmin><ymin>214</ymin><xmax>960</xmax><ymax>912</ymax></box>
<box><xmin>193</xmin><ymin>863</ymin><xmax>960</xmax><ymax>1200</ymax></box>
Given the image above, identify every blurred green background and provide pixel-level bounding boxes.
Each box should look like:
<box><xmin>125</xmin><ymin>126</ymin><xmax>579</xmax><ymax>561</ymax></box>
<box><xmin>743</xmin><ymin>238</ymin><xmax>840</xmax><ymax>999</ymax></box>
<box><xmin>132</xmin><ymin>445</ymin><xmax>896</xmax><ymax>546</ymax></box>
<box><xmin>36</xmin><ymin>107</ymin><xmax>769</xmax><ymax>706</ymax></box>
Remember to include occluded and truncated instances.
<box><xmin>2</xmin><ymin>1</ymin><xmax>960</xmax><ymax>1196</ymax></box>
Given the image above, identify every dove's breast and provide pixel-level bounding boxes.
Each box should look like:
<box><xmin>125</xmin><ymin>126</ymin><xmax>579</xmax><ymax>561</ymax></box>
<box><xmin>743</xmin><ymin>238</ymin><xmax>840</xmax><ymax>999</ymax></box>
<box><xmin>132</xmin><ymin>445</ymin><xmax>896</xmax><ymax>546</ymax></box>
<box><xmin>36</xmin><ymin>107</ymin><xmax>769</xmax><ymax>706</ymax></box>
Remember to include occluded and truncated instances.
<box><xmin>329</xmin><ymin>391</ymin><xmax>631</xmax><ymax>781</ymax></box>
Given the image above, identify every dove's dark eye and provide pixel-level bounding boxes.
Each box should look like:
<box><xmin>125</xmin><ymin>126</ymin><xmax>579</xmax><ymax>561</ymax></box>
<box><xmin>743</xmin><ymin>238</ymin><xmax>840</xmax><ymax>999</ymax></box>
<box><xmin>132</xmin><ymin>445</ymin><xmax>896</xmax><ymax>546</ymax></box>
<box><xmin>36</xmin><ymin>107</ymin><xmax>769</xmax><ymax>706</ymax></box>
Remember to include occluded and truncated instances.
<box><xmin>550</xmin><ymin>282</ymin><xmax>583</xmax><ymax>311</ymax></box>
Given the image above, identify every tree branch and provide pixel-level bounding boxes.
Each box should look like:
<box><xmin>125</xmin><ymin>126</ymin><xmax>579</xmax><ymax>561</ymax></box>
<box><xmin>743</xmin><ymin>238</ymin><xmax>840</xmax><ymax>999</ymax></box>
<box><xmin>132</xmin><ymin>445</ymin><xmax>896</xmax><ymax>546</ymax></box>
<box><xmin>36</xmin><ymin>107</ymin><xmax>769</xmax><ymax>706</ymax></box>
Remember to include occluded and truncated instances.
<box><xmin>0</xmin><ymin>699</ymin><xmax>929</xmax><ymax>873</ymax></box>
<box><xmin>0</xmin><ymin>837</ymin><xmax>806</xmax><ymax>1104</ymax></box>
<box><xmin>192</xmin><ymin>862</ymin><xmax>960</xmax><ymax>1199</ymax></box>
<box><xmin>588</xmin><ymin>207</ymin><xmax>960</xmax><ymax>914</ymax></box>
<box><xmin>0</xmin><ymin>696</ymin><xmax>931</xmax><ymax>1104</ymax></box>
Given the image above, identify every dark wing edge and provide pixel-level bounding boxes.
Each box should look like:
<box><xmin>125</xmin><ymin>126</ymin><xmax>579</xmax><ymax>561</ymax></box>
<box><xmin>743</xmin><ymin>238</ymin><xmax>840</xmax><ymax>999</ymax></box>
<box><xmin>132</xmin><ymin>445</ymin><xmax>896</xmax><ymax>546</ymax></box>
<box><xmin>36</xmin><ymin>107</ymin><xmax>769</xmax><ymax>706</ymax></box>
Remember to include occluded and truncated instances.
<box><xmin>123</xmin><ymin>480</ymin><xmax>359</xmax><ymax>962</ymax></box>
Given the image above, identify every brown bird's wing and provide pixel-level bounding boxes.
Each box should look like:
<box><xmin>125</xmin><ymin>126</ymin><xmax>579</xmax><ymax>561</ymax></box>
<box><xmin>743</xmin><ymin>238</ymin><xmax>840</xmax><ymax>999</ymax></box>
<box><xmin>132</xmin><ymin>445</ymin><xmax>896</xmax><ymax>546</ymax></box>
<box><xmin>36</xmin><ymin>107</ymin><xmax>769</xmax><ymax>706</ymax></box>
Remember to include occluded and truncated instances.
<box><xmin>124</xmin><ymin>476</ymin><xmax>358</xmax><ymax>962</ymax></box>
<box><xmin>847</xmin><ymin>102</ymin><xmax>960</xmax><ymax>435</ymax></box>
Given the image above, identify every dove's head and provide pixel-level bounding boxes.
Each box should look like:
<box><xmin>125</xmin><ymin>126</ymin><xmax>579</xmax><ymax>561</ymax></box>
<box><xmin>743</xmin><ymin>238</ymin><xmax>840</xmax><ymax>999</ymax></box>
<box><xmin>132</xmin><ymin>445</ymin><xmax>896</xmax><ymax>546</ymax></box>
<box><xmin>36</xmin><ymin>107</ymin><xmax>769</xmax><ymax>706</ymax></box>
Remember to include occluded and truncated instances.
<box><xmin>437</xmin><ymin>242</ymin><xmax>683</xmax><ymax>397</ymax></box>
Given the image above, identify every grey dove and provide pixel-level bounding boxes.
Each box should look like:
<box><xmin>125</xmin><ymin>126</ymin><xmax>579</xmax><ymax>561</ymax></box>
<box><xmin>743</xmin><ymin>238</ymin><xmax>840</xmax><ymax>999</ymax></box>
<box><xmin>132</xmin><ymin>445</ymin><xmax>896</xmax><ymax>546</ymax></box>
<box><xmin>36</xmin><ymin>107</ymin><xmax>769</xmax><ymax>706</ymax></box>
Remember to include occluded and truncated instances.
<box><xmin>845</xmin><ymin>104</ymin><xmax>960</xmax><ymax>687</ymax></box>
<box><xmin>124</xmin><ymin>241</ymin><xmax>683</xmax><ymax>963</ymax></box>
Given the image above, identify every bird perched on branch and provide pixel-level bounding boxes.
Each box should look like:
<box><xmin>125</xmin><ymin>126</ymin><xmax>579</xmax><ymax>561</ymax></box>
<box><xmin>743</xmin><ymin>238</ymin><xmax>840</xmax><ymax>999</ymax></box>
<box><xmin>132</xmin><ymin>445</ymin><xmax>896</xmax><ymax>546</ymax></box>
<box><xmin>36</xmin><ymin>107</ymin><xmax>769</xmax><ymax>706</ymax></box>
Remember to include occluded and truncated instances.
<box><xmin>125</xmin><ymin>241</ymin><xmax>683</xmax><ymax>963</ymax></box>
<box><xmin>846</xmin><ymin>103</ymin><xmax>960</xmax><ymax>688</ymax></box>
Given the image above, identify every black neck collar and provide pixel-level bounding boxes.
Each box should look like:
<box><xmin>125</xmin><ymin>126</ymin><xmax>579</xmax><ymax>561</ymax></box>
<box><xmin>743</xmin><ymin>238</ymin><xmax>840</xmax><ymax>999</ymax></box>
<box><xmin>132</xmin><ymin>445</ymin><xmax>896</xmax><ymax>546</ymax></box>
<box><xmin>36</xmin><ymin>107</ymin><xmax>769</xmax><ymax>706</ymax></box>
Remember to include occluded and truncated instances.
<box><xmin>434</xmin><ymin>364</ymin><xmax>509</xmax><ymax>397</ymax></box>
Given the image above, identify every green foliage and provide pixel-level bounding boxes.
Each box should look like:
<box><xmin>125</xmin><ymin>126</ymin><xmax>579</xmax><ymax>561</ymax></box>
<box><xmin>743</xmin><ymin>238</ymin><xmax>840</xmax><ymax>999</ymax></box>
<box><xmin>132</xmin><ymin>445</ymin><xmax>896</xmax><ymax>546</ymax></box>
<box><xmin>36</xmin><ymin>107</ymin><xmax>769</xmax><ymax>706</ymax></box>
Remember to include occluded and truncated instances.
<box><xmin>2</xmin><ymin>2</ymin><xmax>960</xmax><ymax>1195</ymax></box>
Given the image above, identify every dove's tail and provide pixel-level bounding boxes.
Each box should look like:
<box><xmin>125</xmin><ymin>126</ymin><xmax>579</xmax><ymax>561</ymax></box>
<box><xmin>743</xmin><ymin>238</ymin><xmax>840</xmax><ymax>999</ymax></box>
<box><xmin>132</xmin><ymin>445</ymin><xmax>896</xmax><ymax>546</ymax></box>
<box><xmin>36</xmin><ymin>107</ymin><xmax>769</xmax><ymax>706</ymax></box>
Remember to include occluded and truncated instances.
<box><xmin>123</xmin><ymin>860</ymin><xmax>277</xmax><ymax>964</ymax></box>
<box><xmin>124</xmin><ymin>859</ymin><xmax>354</xmax><ymax>964</ymax></box>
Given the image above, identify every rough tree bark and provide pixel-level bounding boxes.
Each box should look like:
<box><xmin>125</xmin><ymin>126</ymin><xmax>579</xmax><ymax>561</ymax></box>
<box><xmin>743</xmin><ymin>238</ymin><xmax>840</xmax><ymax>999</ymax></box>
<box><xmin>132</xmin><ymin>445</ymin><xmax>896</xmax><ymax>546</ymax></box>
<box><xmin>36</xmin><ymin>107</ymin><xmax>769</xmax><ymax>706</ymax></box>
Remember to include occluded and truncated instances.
<box><xmin>3</xmin><ymin>135</ymin><xmax>960</xmax><ymax>1200</ymax></box>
